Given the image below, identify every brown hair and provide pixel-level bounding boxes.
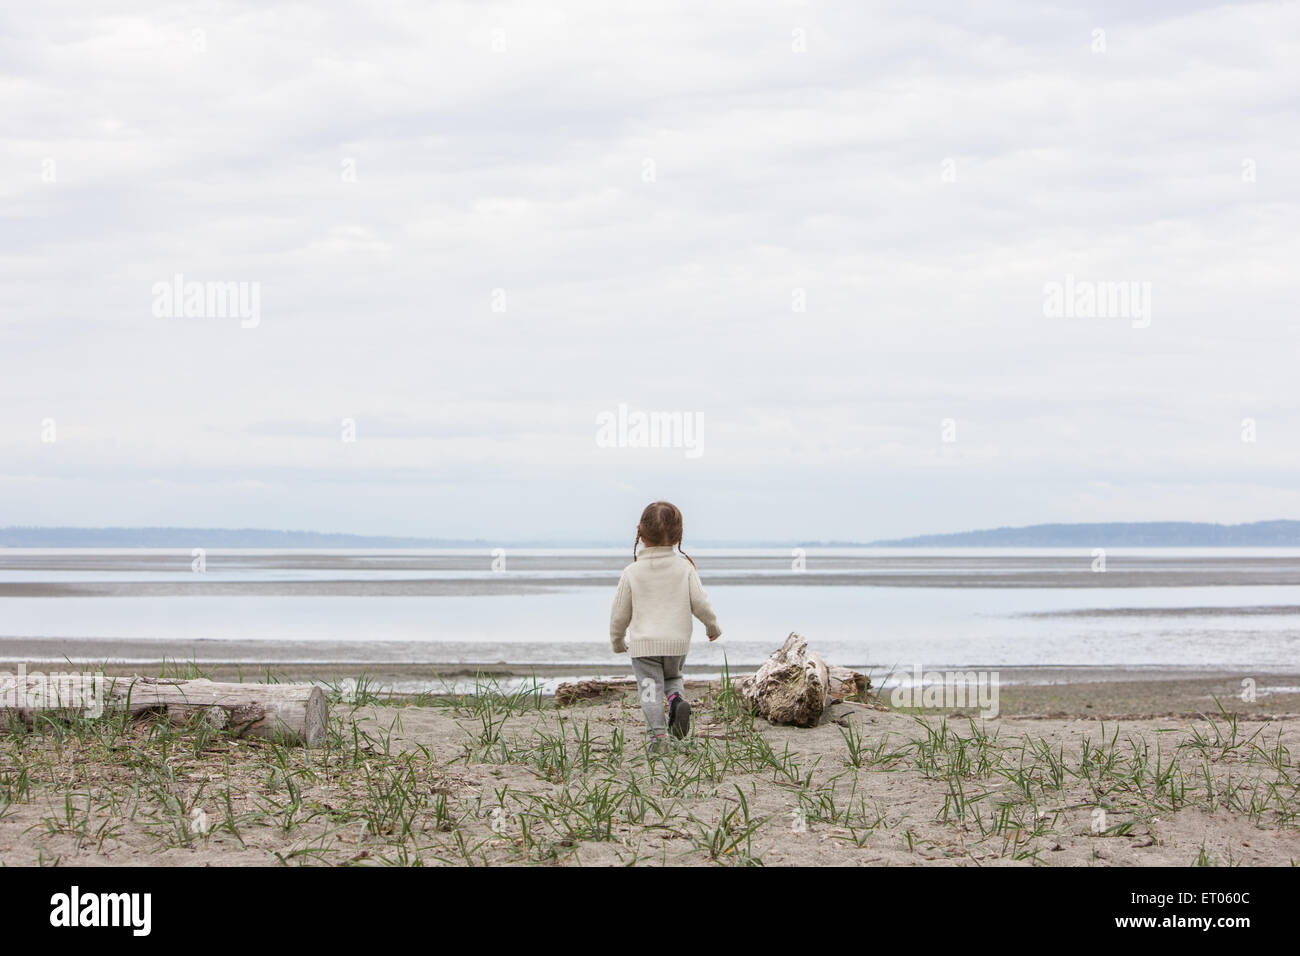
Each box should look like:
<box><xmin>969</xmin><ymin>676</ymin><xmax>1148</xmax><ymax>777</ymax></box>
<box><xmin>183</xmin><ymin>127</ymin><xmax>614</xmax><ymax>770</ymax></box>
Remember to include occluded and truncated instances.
<box><xmin>633</xmin><ymin>500</ymin><xmax>695</xmax><ymax>567</ymax></box>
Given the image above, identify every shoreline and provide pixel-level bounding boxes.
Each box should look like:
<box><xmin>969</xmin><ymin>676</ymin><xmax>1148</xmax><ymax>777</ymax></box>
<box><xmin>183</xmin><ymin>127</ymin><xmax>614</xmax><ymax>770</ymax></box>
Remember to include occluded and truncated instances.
<box><xmin>3</xmin><ymin>655</ymin><xmax>1298</xmax><ymax>717</ymax></box>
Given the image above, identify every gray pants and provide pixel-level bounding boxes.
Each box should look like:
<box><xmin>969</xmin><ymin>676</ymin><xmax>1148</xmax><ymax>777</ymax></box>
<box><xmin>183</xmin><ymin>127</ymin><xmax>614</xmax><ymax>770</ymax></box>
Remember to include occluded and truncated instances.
<box><xmin>631</xmin><ymin>655</ymin><xmax>686</xmax><ymax>734</ymax></box>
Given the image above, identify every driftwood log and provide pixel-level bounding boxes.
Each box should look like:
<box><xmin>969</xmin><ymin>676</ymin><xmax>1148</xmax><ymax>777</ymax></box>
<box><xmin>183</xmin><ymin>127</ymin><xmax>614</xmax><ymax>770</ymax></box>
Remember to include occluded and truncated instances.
<box><xmin>555</xmin><ymin>679</ymin><xmax>629</xmax><ymax>706</ymax></box>
<box><xmin>0</xmin><ymin>675</ymin><xmax>328</xmax><ymax>746</ymax></box>
<box><xmin>828</xmin><ymin>665</ymin><xmax>869</xmax><ymax>700</ymax></box>
<box><xmin>732</xmin><ymin>633</ymin><xmax>869</xmax><ymax>727</ymax></box>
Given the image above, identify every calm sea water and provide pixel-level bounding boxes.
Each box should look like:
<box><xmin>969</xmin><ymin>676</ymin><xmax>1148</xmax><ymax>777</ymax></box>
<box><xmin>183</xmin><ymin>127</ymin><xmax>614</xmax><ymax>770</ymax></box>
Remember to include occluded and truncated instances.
<box><xmin>0</xmin><ymin>548</ymin><xmax>1297</xmax><ymax>671</ymax></box>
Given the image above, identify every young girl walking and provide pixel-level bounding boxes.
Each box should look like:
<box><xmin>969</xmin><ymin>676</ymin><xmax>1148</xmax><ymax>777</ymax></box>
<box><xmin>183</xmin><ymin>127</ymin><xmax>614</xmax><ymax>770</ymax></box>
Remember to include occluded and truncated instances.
<box><xmin>609</xmin><ymin>501</ymin><xmax>722</xmax><ymax>753</ymax></box>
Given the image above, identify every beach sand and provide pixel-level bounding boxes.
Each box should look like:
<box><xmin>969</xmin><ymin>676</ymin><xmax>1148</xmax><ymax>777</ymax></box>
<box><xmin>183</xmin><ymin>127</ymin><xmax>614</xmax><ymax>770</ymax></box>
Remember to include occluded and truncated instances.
<box><xmin>1</xmin><ymin>674</ymin><xmax>1297</xmax><ymax>866</ymax></box>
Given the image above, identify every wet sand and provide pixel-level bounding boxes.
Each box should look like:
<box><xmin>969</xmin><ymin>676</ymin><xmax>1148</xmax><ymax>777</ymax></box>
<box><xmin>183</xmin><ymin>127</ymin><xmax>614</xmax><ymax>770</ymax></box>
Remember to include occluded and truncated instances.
<box><xmin>4</xmin><ymin>551</ymin><xmax>1300</xmax><ymax>593</ymax></box>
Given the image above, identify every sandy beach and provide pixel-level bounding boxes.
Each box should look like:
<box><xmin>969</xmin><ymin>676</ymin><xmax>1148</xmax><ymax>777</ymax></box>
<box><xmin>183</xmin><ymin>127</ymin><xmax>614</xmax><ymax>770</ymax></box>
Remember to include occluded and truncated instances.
<box><xmin>2</xmin><ymin>671</ymin><xmax>1297</xmax><ymax>867</ymax></box>
<box><xmin>2</xmin><ymin>548</ymin><xmax>1297</xmax><ymax>866</ymax></box>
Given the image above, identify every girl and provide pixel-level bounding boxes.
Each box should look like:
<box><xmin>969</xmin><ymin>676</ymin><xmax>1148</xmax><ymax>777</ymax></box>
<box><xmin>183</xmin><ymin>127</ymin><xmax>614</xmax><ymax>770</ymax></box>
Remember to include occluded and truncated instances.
<box><xmin>609</xmin><ymin>501</ymin><xmax>722</xmax><ymax>753</ymax></box>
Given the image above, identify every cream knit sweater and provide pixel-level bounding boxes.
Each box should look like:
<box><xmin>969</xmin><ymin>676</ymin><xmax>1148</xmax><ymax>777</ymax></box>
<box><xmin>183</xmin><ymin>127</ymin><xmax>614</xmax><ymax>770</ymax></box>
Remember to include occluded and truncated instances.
<box><xmin>609</xmin><ymin>546</ymin><xmax>722</xmax><ymax>657</ymax></box>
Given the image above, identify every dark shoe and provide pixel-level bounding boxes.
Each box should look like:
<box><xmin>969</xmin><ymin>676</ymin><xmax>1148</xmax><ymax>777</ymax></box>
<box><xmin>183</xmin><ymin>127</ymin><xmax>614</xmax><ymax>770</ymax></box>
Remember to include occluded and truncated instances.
<box><xmin>668</xmin><ymin>693</ymin><xmax>691</xmax><ymax>739</ymax></box>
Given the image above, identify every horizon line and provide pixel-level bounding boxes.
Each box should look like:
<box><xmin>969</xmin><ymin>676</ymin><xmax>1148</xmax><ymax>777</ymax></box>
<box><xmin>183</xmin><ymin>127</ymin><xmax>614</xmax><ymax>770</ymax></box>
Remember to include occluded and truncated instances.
<box><xmin>2</xmin><ymin>518</ymin><xmax>1298</xmax><ymax>549</ymax></box>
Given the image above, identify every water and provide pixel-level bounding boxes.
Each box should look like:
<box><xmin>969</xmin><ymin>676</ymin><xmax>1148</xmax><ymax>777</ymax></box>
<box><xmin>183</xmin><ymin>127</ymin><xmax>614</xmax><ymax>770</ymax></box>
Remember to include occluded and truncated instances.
<box><xmin>0</xmin><ymin>548</ymin><xmax>1297</xmax><ymax>671</ymax></box>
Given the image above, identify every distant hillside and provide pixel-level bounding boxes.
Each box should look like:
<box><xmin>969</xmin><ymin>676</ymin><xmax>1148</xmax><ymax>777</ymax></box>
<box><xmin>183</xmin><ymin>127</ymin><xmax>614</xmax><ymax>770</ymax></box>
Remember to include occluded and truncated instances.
<box><xmin>866</xmin><ymin>520</ymin><xmax>1300</xmax><ymax>547</ymax></box>
<box><xmin>6</xmin><ymin>521</ymin><xmax>1300</xmax><ymax>549</ymax></box>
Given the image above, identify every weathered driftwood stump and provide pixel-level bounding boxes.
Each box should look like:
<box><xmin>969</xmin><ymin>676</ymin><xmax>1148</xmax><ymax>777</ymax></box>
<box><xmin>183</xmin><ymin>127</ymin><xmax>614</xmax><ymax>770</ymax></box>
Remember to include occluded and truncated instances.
<box><xmin>0</xmin><ymin>675</ymin><xmax>328</xmax><ymax>747</ymax></box>
<box><xmin>731</xmin><ymin>634</ymin><xmax>871</xmax><ymax>726</ymax></box>
<box><xmin>733</xmin><ymin>633</ymin><xmax>830</xmax><ymax>727</ymax></box>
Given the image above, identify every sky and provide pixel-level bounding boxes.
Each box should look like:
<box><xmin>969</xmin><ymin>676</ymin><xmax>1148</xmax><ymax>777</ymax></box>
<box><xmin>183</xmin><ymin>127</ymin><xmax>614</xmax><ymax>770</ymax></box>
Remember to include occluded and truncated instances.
<box><xmin>2</xmin><ymin>0</ymin><xmax>1298</xmax><ymax>543</ymax></box>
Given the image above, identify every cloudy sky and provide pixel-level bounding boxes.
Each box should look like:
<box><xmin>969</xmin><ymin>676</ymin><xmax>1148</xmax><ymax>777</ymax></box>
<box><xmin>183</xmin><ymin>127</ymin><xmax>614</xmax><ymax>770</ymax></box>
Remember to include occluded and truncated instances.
<box><xmin>2</xmin><ymin>0</ymin><xmax>1298</xmax><ymax>542</ymax></box>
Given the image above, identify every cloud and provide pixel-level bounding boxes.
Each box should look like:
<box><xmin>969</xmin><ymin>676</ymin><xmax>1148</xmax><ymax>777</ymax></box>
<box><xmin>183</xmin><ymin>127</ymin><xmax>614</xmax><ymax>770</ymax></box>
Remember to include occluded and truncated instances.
<box><xmin>1</xmin><ymin>0</ymin><xmax>1298</xmax><ymax>540</ymax></box>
